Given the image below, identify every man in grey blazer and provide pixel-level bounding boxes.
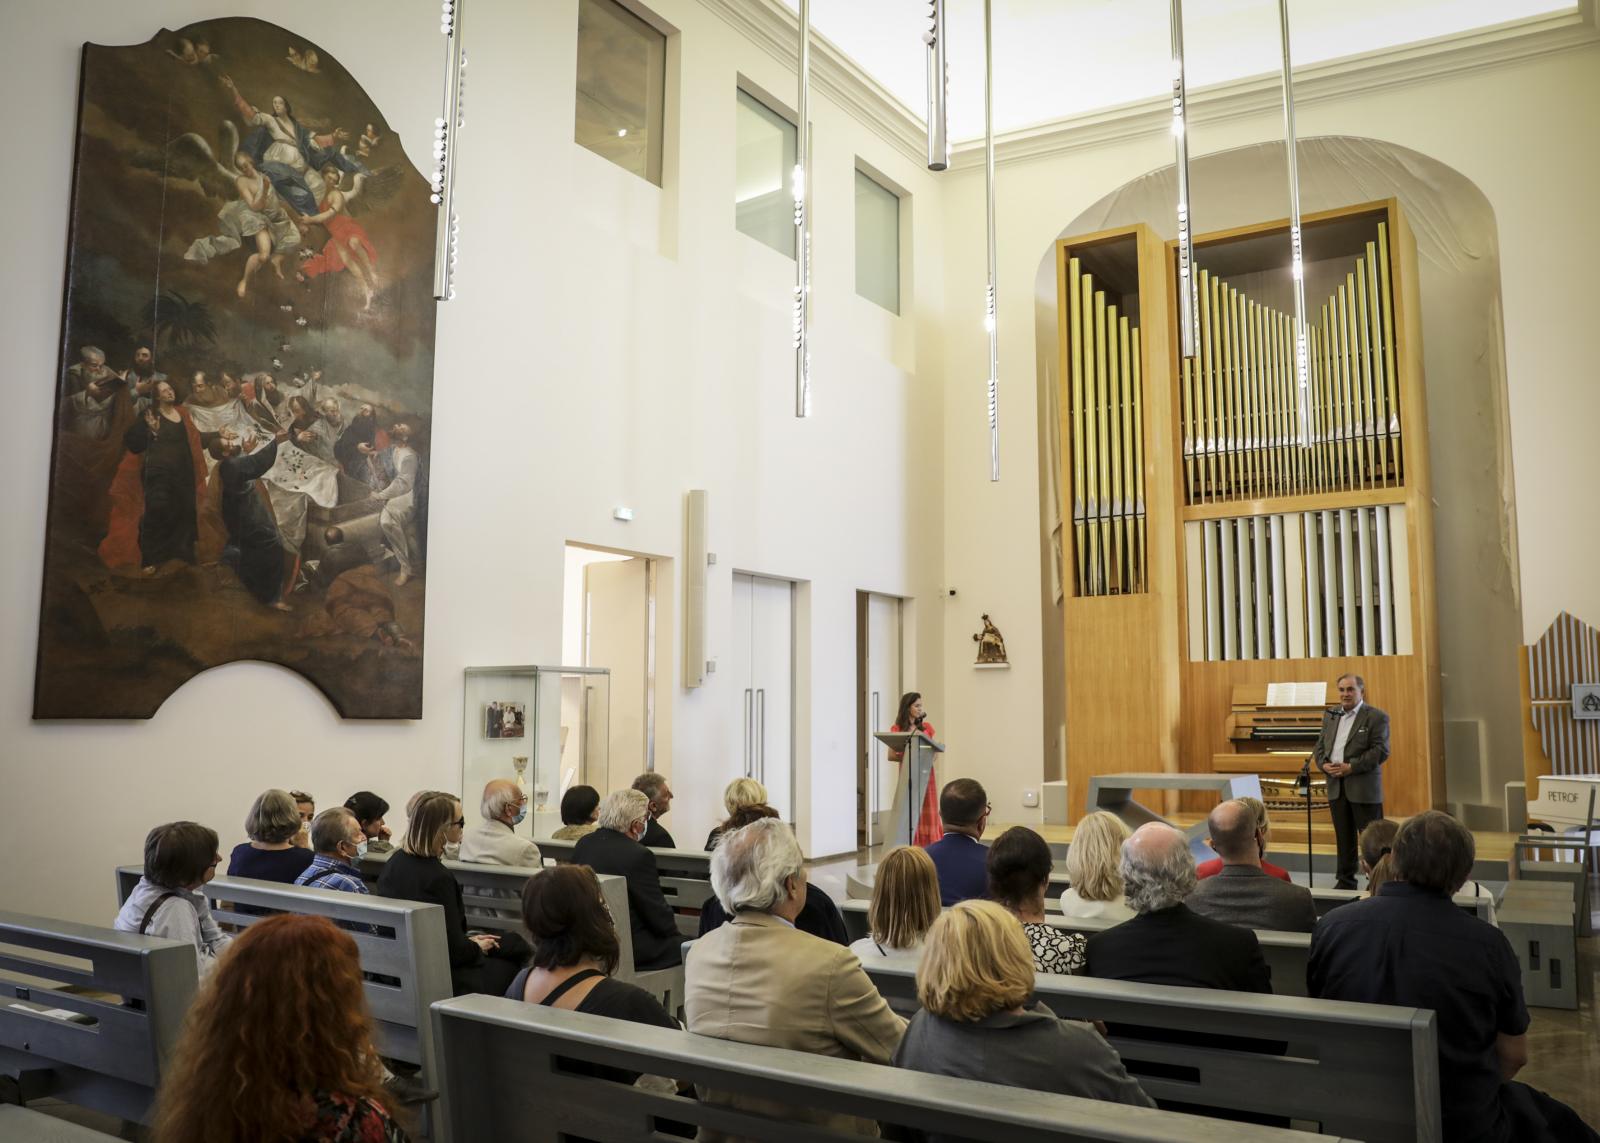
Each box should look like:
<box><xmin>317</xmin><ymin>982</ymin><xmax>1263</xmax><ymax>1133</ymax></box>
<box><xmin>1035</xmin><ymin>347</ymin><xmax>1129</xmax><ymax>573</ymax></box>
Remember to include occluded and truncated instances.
<box><xmin>1312</xmin><ymin>674</ymin><xmax>1392</xmax><ymax>889</ymax></box>
<box><xmin>1189</xmin><ymin>799</ymin><xmax>1318</xmax><ymax>932</ymax></box>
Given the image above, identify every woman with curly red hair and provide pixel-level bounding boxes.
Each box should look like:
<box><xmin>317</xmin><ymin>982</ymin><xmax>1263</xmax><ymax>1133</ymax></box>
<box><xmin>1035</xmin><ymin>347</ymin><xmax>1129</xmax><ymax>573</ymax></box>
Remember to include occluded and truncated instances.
<box><xmin>153</xmin><ymin>913</ymin><xmax>408</xmax><ymax>1142</ymax></box>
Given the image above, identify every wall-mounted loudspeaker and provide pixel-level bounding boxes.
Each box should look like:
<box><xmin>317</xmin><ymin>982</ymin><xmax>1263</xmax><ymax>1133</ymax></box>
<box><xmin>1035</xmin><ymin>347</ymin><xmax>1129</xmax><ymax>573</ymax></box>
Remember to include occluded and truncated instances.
<box><xmin>684</xmin><ymin>489</ymin><xmax>709</xmax><ymax>688</ymax></box>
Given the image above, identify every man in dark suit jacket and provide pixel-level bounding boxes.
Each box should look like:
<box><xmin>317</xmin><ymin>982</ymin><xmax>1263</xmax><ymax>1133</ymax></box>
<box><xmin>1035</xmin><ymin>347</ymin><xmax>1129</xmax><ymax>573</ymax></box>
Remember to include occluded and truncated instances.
<box><xmin>924</xmin><ymin>779</ymin><xmax>991</xmax><ymax>906</ymax></box>
<box><xmin>1311</xmin><ymin>673</ymin><xmax>1392</xmax><ymax>889</ymax></box>
<box><xmin>573</xmin><ymin>789</ymin><xmax>681</xmax><ymax>969</ymax></box>
<box><xmin>1189</xmin><ymin>799</ymin><xmax>1317</xmax><ymax>933</ymax></box>
<box><xmin>1085</xmin><ymin>823</ymin><xmax>1272</xmax><ymax>993</ymax></box>
<box><xmin>632</xmin><ymin>772</ymin><xmax>677</xmax><ymax>849</ymax></box>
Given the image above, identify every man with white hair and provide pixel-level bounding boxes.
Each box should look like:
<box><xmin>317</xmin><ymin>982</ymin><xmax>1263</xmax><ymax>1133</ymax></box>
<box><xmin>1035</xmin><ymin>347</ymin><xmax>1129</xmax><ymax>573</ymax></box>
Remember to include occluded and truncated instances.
<box><xmin>1084</xmin><ymin>822</ymin><xmax>1271</xmax><ymax>993</ymax></box>
<box><xmin>458</xmin><ymin>779</ymin><xmax>540</xmax><ymax>866</ymax></box>
<box><xmin>572</xmin><ymin>788</ymin><xmax>681</xmax><ymax>969</ymax></box>
<box><xmin>686</xmin><ymin>817</ymin><xmax>906</xmax><ymax>1140</ymax></box>
<box><xmin>61</xmin><ymin>345</ymin><xmax>124</xmax><ymax>439</ymax></box>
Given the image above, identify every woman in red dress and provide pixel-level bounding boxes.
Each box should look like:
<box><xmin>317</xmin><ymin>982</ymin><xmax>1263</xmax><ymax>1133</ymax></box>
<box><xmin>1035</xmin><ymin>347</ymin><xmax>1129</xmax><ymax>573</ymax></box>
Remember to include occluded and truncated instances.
<box><xmin>297</xmin><ymin>164</ymin><xmax>379</xmax><ymax>309</ymax></box>
<box><xmin>890</xmin><ymin>691</ymin><xmax>943</xmax><ymax>845</ymax></box>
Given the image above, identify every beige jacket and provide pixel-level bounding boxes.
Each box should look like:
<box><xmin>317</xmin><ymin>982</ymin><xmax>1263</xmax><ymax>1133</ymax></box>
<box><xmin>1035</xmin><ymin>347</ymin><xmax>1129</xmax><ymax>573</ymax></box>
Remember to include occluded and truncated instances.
<box><xmin>685</xmin><ymin>909</ymin><xmax>907</xmax><ymax>1141</ymax></box>
<box><xmin>457</xmin><ymin>818</ymin><xmax>541</xmax><ymax>867</ymax></box>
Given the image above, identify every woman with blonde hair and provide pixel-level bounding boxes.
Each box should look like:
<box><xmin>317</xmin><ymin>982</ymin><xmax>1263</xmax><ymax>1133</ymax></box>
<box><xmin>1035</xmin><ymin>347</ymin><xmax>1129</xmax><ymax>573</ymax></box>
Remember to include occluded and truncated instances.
<box><xmin>153</xmin><ymin>913</ymin><xmax>408</xmax><ymax>1141</ymax></box>
<box><xmin>892</xmin><ymin>900</ymin><xmax>1151</xmax><ymax>1130</ymax></box>
<box><xmin>703</xmin><ymin>776</ymin><xmax>768</xmax><ymax>851</ymax></box>
<box><xmin>227</xmin><ymin>787</ymin><xmax>316</xmax><ymax>883</ymax></box>
<box><xmin>375</xmin><ymin>791</ymin><xmax>519</xmax><ymax>995</ymax></box>
<box><xmin>852</xmin><ymin>846</ymin><xmax>940</xmax><ymax>961</ymax></box>
<box><xmin>1059</xmin><ymin>811</ymin><xmax>1133</xmax><ymax>921</ymax></box>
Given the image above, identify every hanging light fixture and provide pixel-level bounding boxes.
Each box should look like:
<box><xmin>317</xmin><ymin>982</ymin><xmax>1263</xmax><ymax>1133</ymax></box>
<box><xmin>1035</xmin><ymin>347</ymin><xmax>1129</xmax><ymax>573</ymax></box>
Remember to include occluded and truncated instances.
<box><xmin>982</xmin><ymin>0</ymin><xmax>999</xmax><ymax>481</ymax></box>
<box><xmin>924</xmin><ymin>0</ymin><xmax>949</xmax><ymax>171</ymax></box>
<box><xmin>1276</xmin><ymin>0</ymin><xmax>1311</xmax><ymax>444</ymax></box>
<box><xmin>432</xmin><ymin>0</ymin><xmax>466</xmax><ymax>300</ymax></box>
<box><xmin>1169</xmin><ymin>0</ymin><xmax>1197</xmax><ymax>358</ymax></box>
<box><xmin>793</xmin><ymin>0</ymin><xmax>812</xmax><ymax>417</ymax></box>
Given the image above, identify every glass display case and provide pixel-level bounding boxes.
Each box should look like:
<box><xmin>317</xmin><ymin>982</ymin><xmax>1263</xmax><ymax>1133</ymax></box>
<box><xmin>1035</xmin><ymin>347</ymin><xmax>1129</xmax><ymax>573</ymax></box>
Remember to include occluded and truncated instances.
<box><xmin>461</xmin><ymin>666</ymin><xmax>611</xmax><ymax>840</ymax></box>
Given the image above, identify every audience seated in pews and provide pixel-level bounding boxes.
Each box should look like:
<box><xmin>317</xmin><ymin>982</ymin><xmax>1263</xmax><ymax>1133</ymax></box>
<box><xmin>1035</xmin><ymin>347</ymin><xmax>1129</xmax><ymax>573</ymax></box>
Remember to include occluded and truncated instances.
<box><xmin>686</xmin><ymin>817</ymin><xmax>906</xmax><ymax>1140</ymax></box>
<box><xmin>1058</xmin><ymin>811</ymin><xmax>1133</xmax><ymax>921</ymax></box>
<box><xmin>291</xmin><ymin>789</ymin><xmax>316</xmax><ymax>848</ymax></box>
<box><xmin>698</xmin><ymin>804</ymin><xmax>849</xmax><ymax>945</ymax></box>
<box><xmin>345</xmin><ymin>790</ymin><xmax>393</xmax><ymax>853</ymax></box>
<box><xmin>632</xmin><ymin>772</ymin><xmax>677</xmax><ymax>848</ymax></box>
<box><xmin>851</xmin><ymin>844</ymin><xmax>940</xmax><ymax>961</ymax></box>
<box><xmin>507</xmin><ymin>864</ymin><xmax>678</xmax><ymax>1083</ymax></box>
<box><xmin>704</xmin><ymin>776</ymin><xmax>768</xmax><ymax>852</ymax></box>
<box><xmin>892</xmin><ymin>899</ymin><xmax>1153</xmax><ymax>1139</ymax></box>
<box><xmin>1195</xmin><ymin>796</ymin><xmax>1290</xmax><ymax>882</ymax></box>
<box><xmin>552</xmin><ymin>784</ymin><xmax>601</xmax><ymax>840</ymax></box>
<box><xmin>458</xmin><ymin>778</ymin><xmax>541</xmax><ymax>866</ymax></box>
<box><xmin>294</xmin><ymin>807</ymin><xmax>370</xmax><ymax>893</ymax></box>
<box><xmin>1188</xmin><ymin>799</ymin><xmax>1317</xmax><ymax>933</ymax></box>
<box><xmin>573</xmin><ymin>789</ymin><xmax>683</xmax><ymax>970</ymax></box>
<box><xmin>1085</xmin><ymin>823</ymin><xmax>1271</xmax><ymax>993</ymax></box>
<box><xmin>1311</xmin><ymin>810</ymin><xmax>1599</xmax><ymax>1143</ymax></box>
<box><xmin>152</xmin><ymin>914</ymin><xmax>409</xmax><ymax>1142</ymax></box>
<box><xmin>228</xmin><ymin>788</ymin><xmax>316</xmax><ymax>883</ymax></box>
<box><xmin>114</xmin><ymin>821</ymin><xmax>230</xmax><ymax>976</ymax></box>
<box><xmin>988</xmin><ymin>825</ymin><xmax>1086</xmax><ymax>974</ymax></box>
<box><xmin>924</xmin><ymin>778</ymin><xmax>991</xmax><ymax>906</ymax></box>
<box><xmin>1359</xmin><ymin>817</ymin><xmax>1398</xmax><ymax>895</ymax></box>
<box><xmin>374</xmin><ymin>791</ymin><xmax>522</xmax><ymax>996</ymax></box>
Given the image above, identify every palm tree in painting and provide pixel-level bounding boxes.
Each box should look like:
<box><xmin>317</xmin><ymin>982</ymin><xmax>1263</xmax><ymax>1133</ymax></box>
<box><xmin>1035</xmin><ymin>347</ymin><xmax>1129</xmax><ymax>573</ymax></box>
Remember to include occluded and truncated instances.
<box><xmin>141</xmin><ymin>290</ymin><xmax>218</xmax><ymax>350</ymax></box>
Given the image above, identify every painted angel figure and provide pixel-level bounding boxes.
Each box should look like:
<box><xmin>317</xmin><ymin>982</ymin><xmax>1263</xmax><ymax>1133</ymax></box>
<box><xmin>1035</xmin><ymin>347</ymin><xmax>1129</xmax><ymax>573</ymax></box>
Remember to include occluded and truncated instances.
<box><xmin>218</xmin><ymin>74</ymin><xmax>363</xmax><ymax>216</ymax></box>
<box><xmin>180</xmin><ymin>130</ymin><xmax>304</xmax><ymax>299</ymax></box>
<box><xmin>296</xmin><ymin>165</ymin><xmax>378</xmax><ymax>309</ymax></box>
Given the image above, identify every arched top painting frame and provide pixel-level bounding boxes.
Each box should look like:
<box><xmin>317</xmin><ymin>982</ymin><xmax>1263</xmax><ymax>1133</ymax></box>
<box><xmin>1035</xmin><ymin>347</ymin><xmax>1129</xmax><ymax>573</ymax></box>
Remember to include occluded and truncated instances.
<box><xmin>34</xmin><ymin>18</ymin><xmax>439</xmax><ymax>719</ymax></box>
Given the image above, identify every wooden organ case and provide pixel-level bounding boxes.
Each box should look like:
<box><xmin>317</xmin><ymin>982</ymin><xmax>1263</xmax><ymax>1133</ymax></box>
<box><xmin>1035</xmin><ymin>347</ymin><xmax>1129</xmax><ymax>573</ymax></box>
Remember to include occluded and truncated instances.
<box><xmin>1056</xmin><ymin>201</ymin><xmax>1444</xmax><ymax>829</ymax></box>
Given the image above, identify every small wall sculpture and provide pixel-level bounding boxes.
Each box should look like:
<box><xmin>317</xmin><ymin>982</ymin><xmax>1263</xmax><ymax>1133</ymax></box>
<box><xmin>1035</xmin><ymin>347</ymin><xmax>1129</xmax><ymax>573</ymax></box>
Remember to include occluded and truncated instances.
<box><xmin>973</xmin><ymin>614</ymin><xmax>1009</xmax><ymax>666</ymax></box>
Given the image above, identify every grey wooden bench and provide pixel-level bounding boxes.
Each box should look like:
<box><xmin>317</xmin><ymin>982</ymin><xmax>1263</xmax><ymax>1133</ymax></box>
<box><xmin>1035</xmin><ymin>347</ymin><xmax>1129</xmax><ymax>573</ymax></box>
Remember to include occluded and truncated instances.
<box><xmin>838</xmin><ymin>899</ymin><xmax>1314</xmax><ymax>996</ymax></box>
<box><xmin>537</xmin><ymin>836</ymin><xmax>715</xmax><ymax>936</ymax></box>
<box><xmin>0</xmin><ymin>910</ymin><xmax>197</xmax><ymax>1137</ymax></box>
<box><xmin>429</xmin><ymin>994</ymin><xmax>1347</xmax><ymax>1142</ymax></box>
<box><xmin>115</xmin><ymin>865</ymin><xmax>454</xmax><ymax>1142</ymax></box>
<box><xmin>358</xmin><ymin>851</ymin><xmax>685</xmax><ymax>1012</ymax></box>
<box><xmin>862</xmin><ymin>959</ymin><xmax>1439</xmax><ymax>1143</ymax></box>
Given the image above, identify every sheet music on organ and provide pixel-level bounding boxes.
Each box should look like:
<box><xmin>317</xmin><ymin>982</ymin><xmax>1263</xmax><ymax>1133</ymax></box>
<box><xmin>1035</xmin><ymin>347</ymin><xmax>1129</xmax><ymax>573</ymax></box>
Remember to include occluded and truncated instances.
<box><xmin>1265</xmin><ymin>681</ymin><xmax>1328</xmax><ymax>707</ymax></box>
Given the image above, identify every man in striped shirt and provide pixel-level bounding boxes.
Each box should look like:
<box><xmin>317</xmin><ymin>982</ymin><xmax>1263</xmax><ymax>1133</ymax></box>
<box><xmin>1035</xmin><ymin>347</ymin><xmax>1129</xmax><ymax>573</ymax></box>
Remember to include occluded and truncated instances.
<box><xmin>294</xmin><ymin>808</ymin><xmax>370</xmax><ymax>894</ymax></box>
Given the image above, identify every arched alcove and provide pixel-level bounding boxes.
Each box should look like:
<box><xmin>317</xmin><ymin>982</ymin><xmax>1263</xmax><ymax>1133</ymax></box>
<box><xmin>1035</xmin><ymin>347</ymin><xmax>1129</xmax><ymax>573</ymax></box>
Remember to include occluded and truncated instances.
<box><xmin>1033</xmin><ymin>136</ymin><xmax>1523</xmax><ymax>819</ymax></box>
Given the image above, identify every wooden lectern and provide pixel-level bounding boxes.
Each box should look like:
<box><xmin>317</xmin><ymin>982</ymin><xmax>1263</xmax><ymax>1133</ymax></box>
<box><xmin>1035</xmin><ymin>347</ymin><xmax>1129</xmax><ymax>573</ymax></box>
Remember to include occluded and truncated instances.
<box><xmin>873</xmin><ymin>731</ymin><xmax>944</xmax><ymax>847</ymax></box>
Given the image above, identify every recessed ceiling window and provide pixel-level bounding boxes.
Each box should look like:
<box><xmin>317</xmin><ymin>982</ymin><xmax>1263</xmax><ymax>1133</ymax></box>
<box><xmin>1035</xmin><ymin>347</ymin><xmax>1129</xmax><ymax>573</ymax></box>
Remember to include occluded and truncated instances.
<box><xmin>855</xmin><ymin>168</ymin><xmax>901</xmax><ymax>314</ymax></box>
<box><xmin>575</xmin><ymin>0</ymin><xmax>666</xmax><ymax>185</ymax></box>
<box><xmin>735</xmin><ymin>88</ymin><xmax>797</xmax><ymax>259</ymax></box>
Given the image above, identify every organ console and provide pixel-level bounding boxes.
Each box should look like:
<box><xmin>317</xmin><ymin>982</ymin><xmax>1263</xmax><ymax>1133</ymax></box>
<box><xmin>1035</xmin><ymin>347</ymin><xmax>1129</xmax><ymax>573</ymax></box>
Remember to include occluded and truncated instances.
<box><xmin>1215</xmin><ymin>683</ymin><xmax>1329</xmax><ymax>819</ymax></box>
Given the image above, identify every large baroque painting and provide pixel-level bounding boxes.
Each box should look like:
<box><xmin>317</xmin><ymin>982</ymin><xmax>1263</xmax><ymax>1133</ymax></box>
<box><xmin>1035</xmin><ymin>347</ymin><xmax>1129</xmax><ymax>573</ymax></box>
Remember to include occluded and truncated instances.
<box><xmin>35</xmin><ymin>19</ymin><xmax>437</xmax><ymax>719</ymax></box>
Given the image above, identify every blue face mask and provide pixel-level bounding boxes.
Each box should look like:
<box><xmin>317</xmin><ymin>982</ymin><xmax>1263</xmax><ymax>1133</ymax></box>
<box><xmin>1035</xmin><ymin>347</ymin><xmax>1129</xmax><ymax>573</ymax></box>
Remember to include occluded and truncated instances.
<box><xmin>511</xmin><ymin>803</ymin><xmax>528</xmax><ymax>826</ymax></box>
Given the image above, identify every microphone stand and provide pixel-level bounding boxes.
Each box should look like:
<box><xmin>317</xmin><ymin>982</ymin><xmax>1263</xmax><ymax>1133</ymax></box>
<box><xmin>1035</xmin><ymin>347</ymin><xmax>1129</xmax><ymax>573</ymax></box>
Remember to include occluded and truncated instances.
<box><xmin>1297</xmin><ymin>757</ymin><xmax>1315</xmax><ymax>888</ymax></box>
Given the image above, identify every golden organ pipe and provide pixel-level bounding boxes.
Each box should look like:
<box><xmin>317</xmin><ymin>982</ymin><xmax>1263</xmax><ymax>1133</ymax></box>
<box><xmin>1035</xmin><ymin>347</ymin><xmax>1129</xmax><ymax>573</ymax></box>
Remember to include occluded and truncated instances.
<box><xmin>1094</xmin><ymin>286</ymin><xmax>1111</xmax><ymax>593</ymax></box>
<box><xmin>1219</xmin><ymin>283</ymin><xmax>1235</xmax><ymax>497</ymax></box>
<box><xmin>1377</xmin><ymin>222</ymin><xmax>1402</xmax><ymax>482</ymax></box>
<box><xmin>1068</xmin><ymin>258</ymin><xmax>1086</xmax><ymax>595</ymax></box>
<box><xmin>1131</xmin><ymin>325</ymin><xmax>1146</xmax><ymax>590</ymax></box>
<box><xmin>1119</xmin><ymin>314</ymin><xmax>1135</xmax><ymax>591</ymax></box>
<box><xmin>1082</xmin><ymin>273</ymin><xmax>1100</xmax><ymax>592</ymax></box>
<box><xmin>1353</xmin><ymin>263</ymin><xmax>1376</xmax><ymax>486</ymax></box>
<box><xmin>1229</xmin><ymin>285</ymin><xmax>1245</xmax><ymax>497</ymax></box>
<box><xmin>1200</xmin><ymin>269</ymin><xmax>1217</xmax><ymax>500</ymax></box>
<box><xmin>1364</xmin><ymin>242</ymin><xmax>1389</xmax><ymax>484</ymax></box>
<box><xmin>1318</xmin><ymin>303</ymin><xmax>1334</xmax><ymax>493</ymax></box>
<box><xmin>1109</xmin><ymin>304</ymin><xmax>1126</xmax><ymax>592</ymax></box>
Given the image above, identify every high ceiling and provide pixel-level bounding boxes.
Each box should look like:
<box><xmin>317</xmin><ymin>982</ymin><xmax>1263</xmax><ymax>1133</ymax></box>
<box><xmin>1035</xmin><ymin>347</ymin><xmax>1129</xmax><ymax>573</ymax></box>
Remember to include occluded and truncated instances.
<box><xmin>779</xmin><ymin>0</ymin><xmax>1572</xmax><ymax>141</ymax></box>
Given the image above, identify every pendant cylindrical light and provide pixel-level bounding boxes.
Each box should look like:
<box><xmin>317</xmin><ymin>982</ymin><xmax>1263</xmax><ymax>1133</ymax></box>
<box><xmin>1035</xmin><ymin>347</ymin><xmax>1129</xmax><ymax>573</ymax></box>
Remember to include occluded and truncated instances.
<box><xmin>432</xmin><ymin>0</ymin><xmax>466</xmax><ymax>300</ymax></box>
<box><xmin>924</xmin><ymin>0</ymin><xmax>949</xmax><ymax>171</ymax></box>
<box><xmin>793</xmin><ymin>0</ymin><xmax>812</xmax><ymax>417</ymax></box>
<box><xmin>982</xmin><ymin>0</ymin><xmax>999</xmax><ymax>481</ymax></box>
<box><xmin>1277</xmin><ymin>0</ymin><xmax>1310</xmax><ymax>444</ymax></box>
<box><xmin>1169</xmin><ymin>0</ymin><xmax>1197</xmax><ymax>358</ymax></box>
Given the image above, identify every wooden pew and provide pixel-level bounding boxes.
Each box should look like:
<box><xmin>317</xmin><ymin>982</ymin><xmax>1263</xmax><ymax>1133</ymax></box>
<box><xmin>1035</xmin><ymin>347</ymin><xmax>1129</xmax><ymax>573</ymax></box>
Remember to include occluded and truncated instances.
<box><xmin>536</xmin><ymin>836</ymin><xmax>715</xmax><ymax>936</ymax></box>
<box><xmin>838</xmin><ymin>899</ymin><xmax>1314</xmax><ymax>996</ymax></box>
<box><xmin>860</xmin><ymin>960</ymin><xmax>1439</xmax><ymax>1143</ymax></box>
<box><xmin>357</xmin><ymin>851</ymin><xmax>685</xmax><ymax>1011</ymax></box>
<box><xmin>114</xmin><ymin>866</ymin><xmax>455</xmax><ymax>1142</ymax></box>
<box><xmin>0</xmin><ymin>910</ymin><xmax>198</xmax><ymax>1136</ymax></box>
<box><xmin>428</xmin><ymin>995</ymin><xmax>1346</xmax><ymax>1142</ymax></box>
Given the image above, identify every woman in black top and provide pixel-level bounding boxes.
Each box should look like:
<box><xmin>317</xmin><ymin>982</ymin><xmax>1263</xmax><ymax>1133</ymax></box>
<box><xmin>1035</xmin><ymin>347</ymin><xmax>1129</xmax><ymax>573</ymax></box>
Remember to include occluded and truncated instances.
<box><xmin>227</xmin><ymin>788</ymin><xmax>315</xmax><ymax>884</ymax></box>
<box><xmin>375</xmin><ymin>792</ymin><xmax>518</xmax><ymax>996</ymax></box>
<box><xmin>507</xmin><ymin>863</ymin><xmax>677</xmax><ymax>1082</ymax></box>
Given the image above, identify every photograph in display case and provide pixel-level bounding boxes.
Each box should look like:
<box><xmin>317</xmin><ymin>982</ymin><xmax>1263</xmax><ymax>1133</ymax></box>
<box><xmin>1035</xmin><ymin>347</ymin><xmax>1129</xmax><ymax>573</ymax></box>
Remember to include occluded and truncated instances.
<box><xmin>484</xmin><ymin>700</ymin><xmax>526</xmax><ymax>739</ymax></box>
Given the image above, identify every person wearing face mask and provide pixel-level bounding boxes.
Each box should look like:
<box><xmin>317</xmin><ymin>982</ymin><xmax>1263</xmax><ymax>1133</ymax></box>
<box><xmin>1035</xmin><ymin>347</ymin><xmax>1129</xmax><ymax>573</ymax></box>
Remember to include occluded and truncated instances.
<box><xmin>572</xmin><ymin>789</ymin><xmax>682</xmax><ymax>970</ymax></box>
<box><xmin>294</xmin><ymin>808</ymin><xmax>371</xmax><ymax>894</ymax></box>
<box><xmin>458</xmin><ymin>779</ymin><xmax>542</xmax><ymax>867</ymax></box>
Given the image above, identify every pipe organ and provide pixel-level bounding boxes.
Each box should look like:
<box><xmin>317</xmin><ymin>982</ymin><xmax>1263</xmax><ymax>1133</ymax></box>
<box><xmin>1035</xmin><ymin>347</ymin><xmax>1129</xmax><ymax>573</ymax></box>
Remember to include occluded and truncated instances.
<box><xmin>1058</xmin><ymin>202</ymin><xmax>1443</xmax><ymax>824</ymax></box>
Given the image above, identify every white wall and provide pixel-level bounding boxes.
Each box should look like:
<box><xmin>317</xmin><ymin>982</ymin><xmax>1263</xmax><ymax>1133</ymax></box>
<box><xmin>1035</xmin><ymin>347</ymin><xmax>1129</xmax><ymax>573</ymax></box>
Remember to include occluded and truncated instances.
<box><xmin>935</xmin><ymin>37</ymin><xmax>1600</xmax><ymax>820</ymax></box>
<box><xmin>1</xmin><ymin>0</ymin><xmax>947</xmax><ymax>925</ymax></box>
